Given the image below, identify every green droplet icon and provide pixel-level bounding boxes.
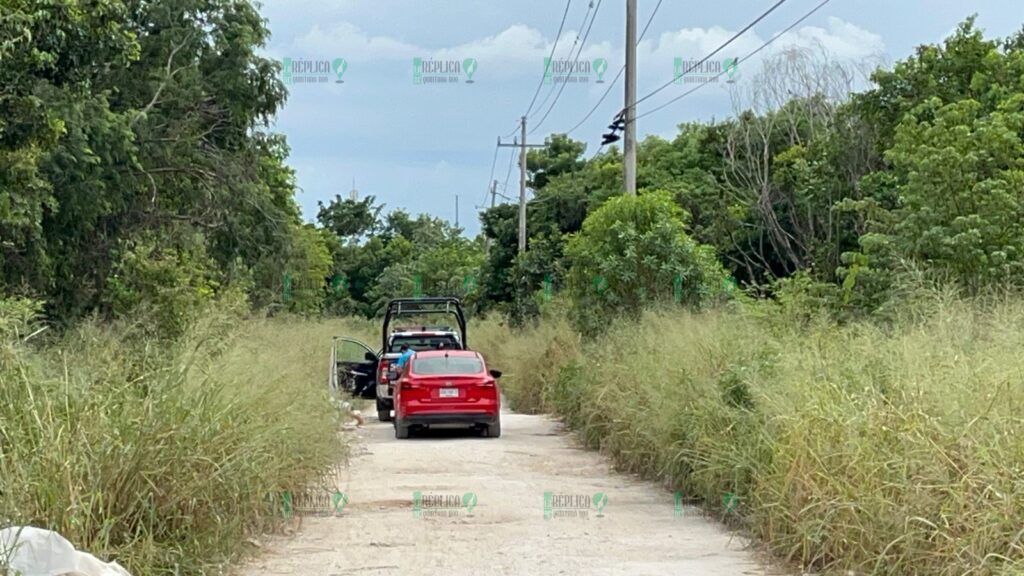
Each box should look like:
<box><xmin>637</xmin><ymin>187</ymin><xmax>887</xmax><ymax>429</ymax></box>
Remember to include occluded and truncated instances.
<box><xmin>463</xmin><ymin>492</ymin><xmax>478</xmax><ymax>513</ymax></box>
<box><xmin>332</xmin><ymin>491</ymin><xmax>349</xmax><ymax>513</ymax></box>
<box><xmin>592</xmin><ymin>492</ymin><xmax>608</xmax><ymax>516</ymax></box>
<box><xmin>723</xmin><ymin>492</ymin><xmax>738</xmax><ymax>513</ymax></box>
<box><xmin>463</xmin><ymin>58</ymin><xmax>477</xmax><ymax>83</ymax></box>
<box><xmin>723</xmin><ymin>58</ymin><xmax>739</xmax><ymax>82</ymax></box>
<box><xmin>593</xmin><ymin>58</ymin><xmax>608</xmax><ymax>82</ymax></box>
<box><xmin>332</xmin><ymin>58</ymin><xmax>348</xmax><ymax>83</ymax></box>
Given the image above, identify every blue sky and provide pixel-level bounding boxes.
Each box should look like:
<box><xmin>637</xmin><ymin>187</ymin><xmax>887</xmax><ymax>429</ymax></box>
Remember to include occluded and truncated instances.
<box><xmin>258</xmin><ymin>0</ymin><xmax>1023</xmax><ymax>236</ymax></box>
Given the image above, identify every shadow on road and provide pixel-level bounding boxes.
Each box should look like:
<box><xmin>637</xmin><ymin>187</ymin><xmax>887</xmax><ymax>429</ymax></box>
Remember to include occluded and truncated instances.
<box><xmin>377</xmin><ymin>422</ymin><xmax>490</xmax><ymax>441</ymax></box>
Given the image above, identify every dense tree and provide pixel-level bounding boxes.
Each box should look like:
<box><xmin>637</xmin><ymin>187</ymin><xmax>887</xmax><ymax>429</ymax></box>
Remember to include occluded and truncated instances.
<box><xmin>564</xmin><ymin>191</ymin><xmax>727</xmax><ymax>333</ymax></box>
<box><xmin>478</xmin><ymin>20</ymin><xmax>1024</xmax><ymax>319</ymax></box>
<box><xmin>317</xmin><ymin>195</ymin><xmax>384</xmax><ymax>240</ymax></box>
<box><xmin>4</xmin><ymin>5</ymin><xmax>1023</xmax><ymax>328</ymax></box>
<box><xmin>0</xmin><ymin>0</ymin><xmax>311</xmax><ymax>324</ymax></box>
<box><xmin>842</xmin><ymin>22</ymin><xmax>1024</xmax><ymax>300</ymax></box>
<box><xmin>526</xmin><ymin>134</ymin><xmax>586</xmax><ymax>190</ymax></box>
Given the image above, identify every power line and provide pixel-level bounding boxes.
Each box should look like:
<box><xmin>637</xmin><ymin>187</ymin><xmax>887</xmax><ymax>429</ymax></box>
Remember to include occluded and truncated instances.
<box><xmin>523</xmin><ymin>0</ymin><xmax>574</xmax><ymax>118</ymax></box>
<box><xmin>480</xmin><ymin>141</ymin><xmax>520</xmax><ymax>210</ymax></box>
<box><xmin>629</xmin><ymin>0</ymin><xmax>790</xmax><ymax>113</ymax></box>
<box><xmin>501</xmin><ymin>123</ymin><xmax>521</xmax><ymax>139</ymax></box>
<box><xmin>494</xmin><ymin>1</ymin><xmax>585</xmax><ymax>196</ymax></box>
<box><xmin>564</xmin><ymin>0</ymin><xmax>662</xmax><ymax>136</ymax></box>
<box><xmin>530</xmin><ymin>0</ymin><xmax>604</xmax><ymax>135</ymax></box>
<box><xmin>564</xmin><ymin>66</ymin><xmax>624</xmax><ymax>136</ymax></box>
<box><xmin>482</xmin><ymin>139</ymin><xmax>500</xmax><ymax>207</ymax></box>
<box><xmin>529</xmin><ymin>0</ymin><xmax>599</xmax><ymax>122</ymax></box>
<box><xmin>638</xmin><ymin>0</ymin><xmax>663</xmax><ymax>41</ymax></box>
<box><xmin>502</xmin><ymin>142</ymin><xmax>517</xmax><ymax>192</ymax></box>
<box><xmin>635</xmin><ymin>0</ymin><xmax>833</xmax><ymax>122</ymax></box>
<box><xmin>530</xmin><ymin>1</ymin><xmax>597</xmax><ymax>120</ymax></box>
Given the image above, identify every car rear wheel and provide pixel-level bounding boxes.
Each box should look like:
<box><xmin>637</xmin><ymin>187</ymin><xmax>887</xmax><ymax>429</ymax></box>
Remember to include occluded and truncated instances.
<box><xmin>376</xmin><ymin>398</ymin><xmax>392</xmax><ymax>422</ymax></box>
<box><xmin>486</xmin><ymin>418</ymin><xmax>501</xmax><ymax>438</ymax></box>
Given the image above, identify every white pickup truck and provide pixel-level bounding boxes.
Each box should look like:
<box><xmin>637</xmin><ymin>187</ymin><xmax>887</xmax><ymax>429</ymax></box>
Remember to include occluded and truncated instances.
<box><xmin>333</xmin><ymin>298</ymin><xmax>469</xmax><ymax>422</ymax></box>
<box><xmin>373</xmin><ymin>328</ymin><xmax>464</xmax><ymax>421</ymax></box>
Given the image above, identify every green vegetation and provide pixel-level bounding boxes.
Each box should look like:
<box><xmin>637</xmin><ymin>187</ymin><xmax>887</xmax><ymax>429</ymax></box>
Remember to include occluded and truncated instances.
<box><xmin>5</xmin><ymin>5</ymin><xmax>1021</xmax><ymax>326</ymax></box>
<box><xmin>466</xmin><ymin>25</ymin><xmax>1024</xmax><ymax>574</ymax></box>
<box><xmin>564</xmin><ymin>191</ymin><xmax>727</xmax><ymax>332</ymax></box>
<box><xmin>476</xmin><ymin>293</ymin><xmax>1024</xmax><ymax>575</ymax></box>
<box><xmin>0</xmin><ymin>300</ymin><xmax>368</xmax><ymax>574</ymax></box>
<box><xmin>476</xmin><ymin>19</ymin><xmax>1024</xmax><ymax>322</ymax></box>
<box><xmin>3</xmin><ymin>1</ymin><xmax>1024</xmax><ymax>574</ymax></box>
<box><xmin>0</xmin><ymin>0</ymin><xmax>311</xmax><ymax>325</ymax></box>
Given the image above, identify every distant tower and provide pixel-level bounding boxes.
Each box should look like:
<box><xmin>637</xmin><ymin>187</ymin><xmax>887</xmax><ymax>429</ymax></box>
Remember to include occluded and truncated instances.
<box><xmin>348</xmin><ymin>177</ymin><xmax>358</xmax><ymax>201</ymax></box>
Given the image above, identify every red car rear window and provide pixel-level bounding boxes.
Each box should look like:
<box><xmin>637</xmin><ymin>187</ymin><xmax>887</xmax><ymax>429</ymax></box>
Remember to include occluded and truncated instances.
<box><xmin>412</xmin><ymin>356</ymin><xmax>483</xmax><ymax>375</ymax></box>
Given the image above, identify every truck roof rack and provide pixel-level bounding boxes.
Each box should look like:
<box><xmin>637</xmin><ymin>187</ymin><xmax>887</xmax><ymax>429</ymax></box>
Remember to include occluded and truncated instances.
<box><xmin>392</xmin><ymin>325</ymin><xmax>454</xmax><ymax>333</ymax></box>
<box><xmin>382</xmin><ymin>297</ymin><xmax>467</xmax><ymax>350</ymax></box>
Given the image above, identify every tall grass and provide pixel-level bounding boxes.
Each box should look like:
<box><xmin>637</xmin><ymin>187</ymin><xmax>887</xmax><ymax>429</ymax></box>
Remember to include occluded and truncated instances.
<box><xmin>477</xmin><ymin>296</ymin><xmax>1024</xmax><ymax>575</ymax></box>
<box><xmin>473</xmin><ymin>312</ymin><xmax>580</xmax><ymax>413</ymax></box>
<box><xmin>0</xmin><ymin>303</ymin><xmax>370</xmax><ymax>574</ymax></box>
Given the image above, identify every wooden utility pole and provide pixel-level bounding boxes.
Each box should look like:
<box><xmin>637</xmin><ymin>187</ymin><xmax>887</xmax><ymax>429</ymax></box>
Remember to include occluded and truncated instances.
<box><xmin>518</xmin><ymin>116</ymin><xmax>527</xmax><ymax>252</ymax></box>
<box><xmin>623</xmin><ymin>0</ymin><xmax>638</xmax><ymax>195</ymax></box>
<box><xmin>497</xmin><ymin>122</ymin><xmax>544</xmax><ymax>253</ymax></box>
<box><xmin>483</xmin><ymin>180</ymin><xmax>497</xmax><ymax>253</ymax></box>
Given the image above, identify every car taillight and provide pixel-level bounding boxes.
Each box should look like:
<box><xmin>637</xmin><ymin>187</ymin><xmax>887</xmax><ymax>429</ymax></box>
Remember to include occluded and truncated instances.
<box><xmin>478</xmin><ymin>378</ymin><xmax>496</xmax><ymax>388</ymax></box>
<box><xmin>400</xmin><ymin>379</ymin><xmax>420</xmax><ymax>391</ymax></box>
<box><xmin>378</xmin><ymin>359</ymin><xmax>390</xmax><ymax>382</ymax></box>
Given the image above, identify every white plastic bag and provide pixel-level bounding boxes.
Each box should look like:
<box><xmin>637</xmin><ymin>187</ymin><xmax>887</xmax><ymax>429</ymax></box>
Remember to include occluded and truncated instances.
<box><xmin>0</xmin><ymin>527</ymin><xmax>132</xmax><ymax>576</ymax></box>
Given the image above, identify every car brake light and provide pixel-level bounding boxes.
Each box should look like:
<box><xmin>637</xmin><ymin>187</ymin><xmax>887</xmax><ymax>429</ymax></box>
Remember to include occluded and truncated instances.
<box><xmin>400</xmin><ymin>379</ymin><xmax>420</xmax><ymax>391</ymax></box>
<box><xmin>378</xmin><ymin>359</ymin><xmax>390</xmax><ymax>382</ymax></box>
<box><xmin>478</xmin><ymin>378</ymin><xmax>496</xmax><ymax>387</ymax></box>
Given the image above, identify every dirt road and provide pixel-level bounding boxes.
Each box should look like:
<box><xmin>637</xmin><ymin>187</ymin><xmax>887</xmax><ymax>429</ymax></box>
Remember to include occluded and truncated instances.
<box><xmin>240</xmin><ymin>410</ymin><xmax>779</xmax><ymax>576</ymax></box>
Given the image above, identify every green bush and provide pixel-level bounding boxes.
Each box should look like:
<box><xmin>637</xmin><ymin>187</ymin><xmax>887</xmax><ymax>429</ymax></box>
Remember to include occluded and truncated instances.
<box><xmin>104</xmin><ymin>235</ymin><xmax>221</xmax><ymax>339</ymax></box>
<box><xmin>280</xmin><ymin>224</ymin><xmax>335</xmax><ymax>314</ymax></box>
<box><xmin>564</xmin><ymin>191</ymin><xmax>727</xmax><ymax>333</ymax></box>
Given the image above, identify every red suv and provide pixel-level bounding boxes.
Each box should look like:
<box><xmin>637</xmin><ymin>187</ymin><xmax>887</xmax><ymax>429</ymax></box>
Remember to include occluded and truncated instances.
<box><xmin>394</xmin><ymin>350</ymin><xmax>501</xmax><ymax>439</ymax></box>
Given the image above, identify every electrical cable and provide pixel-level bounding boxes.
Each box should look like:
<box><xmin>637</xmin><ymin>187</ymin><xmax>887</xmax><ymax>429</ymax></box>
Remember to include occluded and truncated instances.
<box><xmin>629</xmin><ymin>0</ymin><xmax>789</xmax><ymax>113</ymax></box>
<box><xmin>635</xmin><ymin>0</ymin><xmax>832</xmax><ymax>121</ymax></box>
<box><xmin>562</xmin><ymin>0</ymin><xmax>662</xmax><ymax>136</ymax></box>
<box><xmin>523</xmin><ymin>0</ymin><xmax>575</xmax><ymax>118</ymax></box>
<box><xmin>530</xmin><ymin>0</ymin><xmax>605</xmax><ymax>135</ymax></box>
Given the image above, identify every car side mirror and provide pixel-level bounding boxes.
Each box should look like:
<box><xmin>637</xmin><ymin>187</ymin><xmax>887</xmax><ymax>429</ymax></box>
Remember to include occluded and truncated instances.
<box><xmin>364</xmin><ymin>351</ymin><xmax>377</xmax><ymax>362</ymax></box>
<box><xmin>489</xmin><ymin>369</ymin><xmax>503</xmax><ymax>379</ymax></box>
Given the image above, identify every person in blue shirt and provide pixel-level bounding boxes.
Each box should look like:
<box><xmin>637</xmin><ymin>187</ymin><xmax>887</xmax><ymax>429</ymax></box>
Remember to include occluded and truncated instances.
<box><xmin>395</xmin><ymin>344</ymin><xmax>415</xmax><ymax>373</ymax></box>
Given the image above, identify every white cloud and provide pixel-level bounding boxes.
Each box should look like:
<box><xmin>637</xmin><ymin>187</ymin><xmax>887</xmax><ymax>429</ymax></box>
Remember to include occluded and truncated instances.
<box><xmin>644</xmin><ymin>25</ymin><xmax>764</xmax><ymax>62</ymax></box>
<box><xmin>282</xmin><ymin>21</ymin><xmax>617</xmax><ymax>77</ymax></box>
<box><xmin>436</xmin><ymin>24</ymin><xmax>545</xmax><ymax>64</ymax></box>
<box><xmin>290</xmin><ymin>21</ymin><xmax>420</xmax><ymax>60</ymax></box>
<box><xmin>773</xmin><ymin>17</ymin><xmax>886</xmax><ymax>61</ymax></box>
<box><xmin>279</xmin><ymin>16</ymin><xmax>883</xmax><ymax>84</ymax></box>
<box><xmin>640</xmin><ymin>17</ymin><xmax>884</xmax><ymax>66</ymax></box>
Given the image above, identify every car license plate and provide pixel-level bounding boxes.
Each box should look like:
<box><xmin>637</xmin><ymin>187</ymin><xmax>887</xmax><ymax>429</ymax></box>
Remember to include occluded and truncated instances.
<box><xmin>439</xmin><ymin>388</ymin><xmax>459</xmax><ymax>398</ymax></box>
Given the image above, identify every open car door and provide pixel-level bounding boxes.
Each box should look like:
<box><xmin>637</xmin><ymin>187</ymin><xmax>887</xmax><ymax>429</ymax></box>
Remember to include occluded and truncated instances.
<box><xmin>331</xmin><ymin>337</ymin><xmax>379</xmax><ymax>399</ymax></box>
